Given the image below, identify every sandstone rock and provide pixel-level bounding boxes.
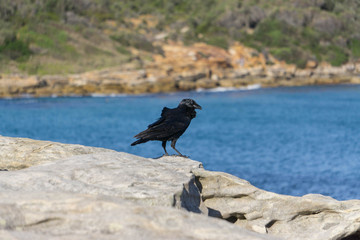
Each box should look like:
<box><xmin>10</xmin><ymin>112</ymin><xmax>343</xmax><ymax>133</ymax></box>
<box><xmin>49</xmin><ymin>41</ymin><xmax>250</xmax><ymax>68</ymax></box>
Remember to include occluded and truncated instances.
<box><xmin>232</xmin><ymin>69</ymin><xmax>250</xmax><ymax>78</ymax></box>
<box><xmin>0</xmin><ymin>135</ymin><xmax>114</xmax><ymax>170</ymax></box>
<box><xmin>195</xmin><ymin>78</ymin><xmax>218</xmax><ymax>89</ymax></box>
<box><xmin>0</xmin><ymin>151</ymin><xmax>203</xmax><ymax>209</ymax></box>
<box><xmin>0</xmin><ymin>75</ymin><xmax>39</xmax><ymax>88</ymax></box>
<box><xmin>306</xmin><ymin>60</ymin><xmax>318</xmax><ymax>69</ymax></box>
<box><xmin>40</xmin><ymin>75</ymin><xmax>69</xmax><ymax>86</ymax></box>
<box><xmin>0</xmin><ymin>136</ymin><xmax>275</xmax><ymax>240</ymax></box>
<box><xmin>350</xmin><ymin>77</ymin><xmax>360</xmax><ymax>84</ymax></box>
<box><xmin>177</xmin><ymin>80</ymin><xmax>197</xmax><ymax>91</ymax></box>
<box><xmin>2</xmin><ymin>136</ymin><xmax>360</xmax><ymax>239</ymax></box>
<box><xmin>218</xmin><ymin>79</ymin><xmax>237</xmax><ymax>88</ymax></box>
<box><xmin>193</xmin><ymin>168</ymin><xmax>360</xmax><ymax>240</ymax></box>
<box><xmin>294</xmin><ymin>69</ymin><xmax>314</xmax><ymax>78</ymax></box>
<box><xmin>1</xmin><ymin>42</ymin><xmax>359</xmax><ymax>98</ymax></box>
<box><xmin>0</xmin><ymin>192</ymin><xmax>275</xmax><ymax>240</ymax></box>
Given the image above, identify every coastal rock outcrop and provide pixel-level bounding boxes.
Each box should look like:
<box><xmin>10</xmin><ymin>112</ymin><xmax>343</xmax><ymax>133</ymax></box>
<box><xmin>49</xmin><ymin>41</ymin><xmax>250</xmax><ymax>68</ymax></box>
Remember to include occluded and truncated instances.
<box><xmin>0</xmin><ymin>135</ymin><xmax>114</xmax><ymax>170</ymax></box>
<box><xmin>0</xmin><ymin>136</ymin><xmax>275</xmax><ymax>240</ymax></box>
<box><xmin>193</xmin><ymin>169</ymin><xmax>360</xmax><ymax>240</ymax></box>
<box><xmin>0</xmin><ymin>192</ymin><xmax>275</xmax><ymax>240</ymax></box>
<box><xmin>0</xmin><ymin>151</ymin><xmax>203</xmax><ymax>209</ymax></box>
<box><xmin>1</xmin><ymin>135</ymin><xmax>360</xmax><ymax>240</ymax></box>
<box><xmin>1</xmin><ymin>42</ymin><xmax>359</xmax><ymax>98</ymax></box>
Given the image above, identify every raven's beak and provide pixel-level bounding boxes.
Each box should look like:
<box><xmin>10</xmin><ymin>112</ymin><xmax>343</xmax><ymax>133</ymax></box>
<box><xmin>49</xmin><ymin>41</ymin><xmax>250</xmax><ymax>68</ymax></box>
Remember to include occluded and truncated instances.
<box><xmin>194</xmin><ymin>103</ymin><xmax>202</xmax><ymax>110</ymax></box>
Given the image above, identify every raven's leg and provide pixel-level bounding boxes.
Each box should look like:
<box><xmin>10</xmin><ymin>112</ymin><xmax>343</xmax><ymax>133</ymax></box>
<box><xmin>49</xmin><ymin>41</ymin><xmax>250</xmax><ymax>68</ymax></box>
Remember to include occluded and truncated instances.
<box><xmin>171</xmin><ymin>139</ymin><xmax>185</xmax><ymax>157</ymax></box>
<box><xmin>162</xmin><ymin>141</ymin><xmax>169</xmax><ymax>156</ymax></box>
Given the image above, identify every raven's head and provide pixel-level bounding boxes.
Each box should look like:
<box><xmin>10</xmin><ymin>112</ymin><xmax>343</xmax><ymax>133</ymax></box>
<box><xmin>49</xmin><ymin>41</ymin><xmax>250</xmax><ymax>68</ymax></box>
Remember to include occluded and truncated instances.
<box><xmin>180</xmin><ymin>99</ymin><xmax>202</xmax><ymax>110</ymax></box>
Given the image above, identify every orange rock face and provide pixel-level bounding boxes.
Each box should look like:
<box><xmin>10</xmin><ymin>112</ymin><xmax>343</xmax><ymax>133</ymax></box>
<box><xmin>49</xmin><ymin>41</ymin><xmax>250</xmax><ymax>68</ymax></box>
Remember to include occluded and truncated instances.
<box><xmin>0</xmin><ymin>42</ymin><xmax>359</xmax><ymax>98</ymax></box>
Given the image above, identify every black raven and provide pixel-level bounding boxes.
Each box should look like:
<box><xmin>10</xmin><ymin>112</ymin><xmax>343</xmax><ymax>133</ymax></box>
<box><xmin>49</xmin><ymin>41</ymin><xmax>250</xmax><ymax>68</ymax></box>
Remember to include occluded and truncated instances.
<box><xmin>131</xmin><ymin>99</ymin><xmax>202</xmax><ymax>157</ymax></box>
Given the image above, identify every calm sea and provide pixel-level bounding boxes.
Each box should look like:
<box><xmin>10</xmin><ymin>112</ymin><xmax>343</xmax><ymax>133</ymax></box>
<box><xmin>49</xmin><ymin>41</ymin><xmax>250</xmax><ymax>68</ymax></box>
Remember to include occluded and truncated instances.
<box><xmin>1</xmin><ymin>84</ymin><xmax>360</xmax><ymax>200</ymax></box>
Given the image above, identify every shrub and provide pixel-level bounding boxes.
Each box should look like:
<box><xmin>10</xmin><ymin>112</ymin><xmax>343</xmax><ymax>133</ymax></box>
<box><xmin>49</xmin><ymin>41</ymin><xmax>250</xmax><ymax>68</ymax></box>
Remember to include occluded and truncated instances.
<box><xmin>252</xmin><ymin>19</ymin><xmax>296</xmax><ymax>47</ymax></box>
<box><xmin>116</xmin><ymin>46</ymin><xmax>132</xmax><ymax>55</ymax></box>
<box><xmin>349</xmin><ymin>39</ymin><xmax>360</xmax><ymax>58</ymax></box>
<box><xmin>111</xmin><ymin>32</ymin><xmax>163</xmax><ymax>54</ymax></box>
<box><xmin>0</xmin><ymin>36</ymin><xmax>31</xmax><ymax>60</ymax></box>
<box><xmin>324</xmin><ymin>45</ymin><xmax>348</xmax><ymax>66</ymax></box>
<box><xmin>270</xmin><ymin>47</ymin><xmax>307</xmax><ymax>68</ymax></box>
<box><xmin>205</xmin><ymin>35</ymin><xmax>228</xmax><ymax>49</ymax></box>
<box><xmin>301</xmin><ymin>27</ymin><xmax>323</xmax><ymax>61</ymax></box>
<box><xmin>320</xmin><ymin>0</ymin><xmax>336</xmax><ymax>11</ymax></box>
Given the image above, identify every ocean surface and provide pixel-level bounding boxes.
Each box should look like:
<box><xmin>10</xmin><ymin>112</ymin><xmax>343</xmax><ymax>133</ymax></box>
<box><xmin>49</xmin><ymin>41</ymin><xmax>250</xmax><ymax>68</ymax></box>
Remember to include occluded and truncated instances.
<box><xmin>1</xmin><ymin>84</ymin><xmax>360</xmax><ymax>200</ymax></box>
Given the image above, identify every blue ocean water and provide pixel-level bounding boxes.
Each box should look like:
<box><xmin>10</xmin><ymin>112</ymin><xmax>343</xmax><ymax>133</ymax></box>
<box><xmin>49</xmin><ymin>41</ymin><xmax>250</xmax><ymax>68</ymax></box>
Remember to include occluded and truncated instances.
<box><xmin>1</xmin><ymin>85</ymin><xmax>360</xmax><ymax>200</ymax></box>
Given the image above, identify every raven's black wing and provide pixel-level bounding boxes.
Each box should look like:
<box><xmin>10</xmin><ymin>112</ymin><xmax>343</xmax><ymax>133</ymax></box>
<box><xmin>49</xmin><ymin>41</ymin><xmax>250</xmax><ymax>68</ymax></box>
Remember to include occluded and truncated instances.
<box><xmin>134</xmin><ymin>119</ymin><xmax>188</xmax><ymax>140</ymax></box>
<box><xmin>147</xmin><ymin>107</ymin><xmax>170</xmax><ymax>128</ymax></box>
<box><xmin>134</xmin><ymin>108</ymin><xmax>189</xmax><ymax>140</ymax></box>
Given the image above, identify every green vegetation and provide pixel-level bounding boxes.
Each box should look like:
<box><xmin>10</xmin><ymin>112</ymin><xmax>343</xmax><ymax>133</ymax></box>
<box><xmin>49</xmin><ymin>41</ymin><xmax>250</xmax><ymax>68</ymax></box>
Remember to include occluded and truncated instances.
<box><xmin>110</xmin><ymin>32</ymin><xmax>162</xmax><ymax>54</ymax></box>
<box><xmin>350</xmin><ymin>39</ymin><xmax>360</xmax><ymax>58</ymax></box>
<box><xmin>0</xmin><ymin>37</ymin><xmax>31</xmax><ymax>61</ymax></box>
<box><xmin>205</xmin><ymin>36</ymin><xmax>229</xmax><ymax>49</ymax></box>
<box><xmin>0</xmin><ymin>0</ymin><xmax>359</xmax><ymax>74</ymax></box>
<box><xmin>324</xmin><ymin>45</ymin><xmax>349</xmax><ymax>66</ymax></box>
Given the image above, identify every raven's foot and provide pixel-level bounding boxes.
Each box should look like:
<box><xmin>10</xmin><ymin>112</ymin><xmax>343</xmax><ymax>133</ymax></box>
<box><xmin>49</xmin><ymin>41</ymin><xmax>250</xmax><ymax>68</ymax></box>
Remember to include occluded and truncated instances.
<box><xmin>172</xmin><ymin>154</ymin><xmax>189</xmax><ymax>158</ymax></box>
<box><xmin>153</xmin><ymin>154</ymin><xmax>169</xmax><ymax>159</ymax></box>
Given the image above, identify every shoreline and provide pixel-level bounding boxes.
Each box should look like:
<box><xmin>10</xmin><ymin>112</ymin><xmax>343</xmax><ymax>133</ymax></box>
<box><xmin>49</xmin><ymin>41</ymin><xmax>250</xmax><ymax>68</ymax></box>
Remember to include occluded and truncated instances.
<box><xmin>0</xmin><ymin>83</ymin><xmax>262</xmax><ymax>99</ymax></box>
<box><xmin>1</xmin><ymin>76</ymin><xmax>359</xmax><ymax>99</ymax></box>
<box><xmin>1</xmin><ymin>42</ymin><xmax>359</xmax><ymax>99</ymax></box>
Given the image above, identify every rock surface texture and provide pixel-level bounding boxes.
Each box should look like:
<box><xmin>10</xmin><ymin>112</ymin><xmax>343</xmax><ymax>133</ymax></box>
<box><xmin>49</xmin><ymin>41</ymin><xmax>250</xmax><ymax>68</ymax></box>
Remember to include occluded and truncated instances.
<box><xmin>0</xmin><ymin>136</ymin><xmax>275</xmax><ymax>240</ymax></box>
<box><xmin>0</xmin><ymin>135</ymin><xmax>360</xmax><ymax>240</ymax></box>
<box><xmin>193</xmin><ymin>169</ymin><xmax>360</xmax><ymax>240</ymax></box>
<box><xmin>0</xmin><ymin>136</ymin><xmax>114</xmax><ymax>170</ymax></box>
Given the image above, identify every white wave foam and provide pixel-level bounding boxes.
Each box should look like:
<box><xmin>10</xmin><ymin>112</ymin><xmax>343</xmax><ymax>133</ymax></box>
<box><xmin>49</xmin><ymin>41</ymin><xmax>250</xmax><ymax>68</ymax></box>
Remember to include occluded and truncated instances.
<box><xmin>91</xmin><ymin>93</ymin><xmax>128</xmax><ymax>98</ymax></box>
<box><xmin>241</xmin><ymin>84</ymin><xmax>261</xmax><ymax>90</ymax></box>
<box><xmin>196</xmin><ymin>84</ymin><xmax>261</xmax><ymax>93</ymax></box>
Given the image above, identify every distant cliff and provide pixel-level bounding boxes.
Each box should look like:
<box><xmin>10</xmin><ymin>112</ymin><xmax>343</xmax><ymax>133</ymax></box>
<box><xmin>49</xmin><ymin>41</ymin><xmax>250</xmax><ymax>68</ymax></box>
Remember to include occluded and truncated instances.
<box><xmin>1</xmin><ymin>42</ymin><xmax>359</xmax><ymax>98</ymax></box>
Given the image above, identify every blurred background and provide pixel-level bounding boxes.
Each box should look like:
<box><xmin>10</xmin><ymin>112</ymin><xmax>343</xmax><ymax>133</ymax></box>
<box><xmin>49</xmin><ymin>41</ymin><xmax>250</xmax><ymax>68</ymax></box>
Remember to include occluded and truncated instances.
<box><xmin>0</xmin><ymin>0</ymin><xmax>359</xmax><ymax>74</ymax></box>
<box><xmin>1</xmin><ymin>0</ymin><xmax>360</xmax><ymax>201</ymax></box>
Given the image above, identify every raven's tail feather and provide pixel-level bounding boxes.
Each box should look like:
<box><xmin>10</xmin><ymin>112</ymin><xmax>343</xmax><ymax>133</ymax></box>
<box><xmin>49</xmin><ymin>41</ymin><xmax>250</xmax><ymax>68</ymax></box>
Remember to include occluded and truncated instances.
<box><xmin>131</xmin><ymin>139</ymin><xmax>148</xmax><ymax>146</ymax></box>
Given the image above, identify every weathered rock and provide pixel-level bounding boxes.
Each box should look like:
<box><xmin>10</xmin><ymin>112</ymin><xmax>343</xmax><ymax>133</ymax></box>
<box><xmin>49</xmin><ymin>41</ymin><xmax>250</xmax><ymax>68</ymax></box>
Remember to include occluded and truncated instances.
<box><xmin>1</xmin><ymin>135</ymin><xmax>360</xmax><ymax>239</ymax></box>
<box><xmin>0</xmin><ymin>151</ymin><xmax>203</xmax><ymax>209</ymax></box>
<box><xmin>193</xmin><ymin>169</ymin><xmax>360</xmax><ymax>240</ymax></box>
<box><xmin>0</xmin><ymin>192</ymin><xmax>274</xmax><ymax>240</ymax></box>
<box><xmin>0</xmin><ymin>135</ymin><xmax>114</xmax><ymax>170</ymax></box>
<box><xmin>0</xmin><ymin>136</ymin><xmax>276</xmax><ymax>240</ymax></box>
<box><xmin>306</xmin><ymin>60</ymin><xmax>318</xmax><ymax>69</ymax></box>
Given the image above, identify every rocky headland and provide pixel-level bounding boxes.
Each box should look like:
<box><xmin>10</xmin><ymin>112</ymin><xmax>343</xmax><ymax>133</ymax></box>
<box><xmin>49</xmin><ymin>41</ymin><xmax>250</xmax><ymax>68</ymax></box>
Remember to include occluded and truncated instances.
<box><xmin>1</xmin><ymin>135</ymin><xmax>360</xmax><ymax>240</ymax></box>
<box><xmin>1</xmin><ymin>42</ymin><xmax>360</xmax><ymax>98</ymax></box>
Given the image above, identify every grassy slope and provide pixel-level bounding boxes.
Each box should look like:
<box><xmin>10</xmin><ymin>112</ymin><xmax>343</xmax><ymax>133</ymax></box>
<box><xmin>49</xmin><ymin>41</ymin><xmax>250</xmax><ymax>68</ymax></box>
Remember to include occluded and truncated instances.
<box><xmin>0</xmin><ymin>0</ymin><xmax>359</xmax><ymax>75</ymax></box>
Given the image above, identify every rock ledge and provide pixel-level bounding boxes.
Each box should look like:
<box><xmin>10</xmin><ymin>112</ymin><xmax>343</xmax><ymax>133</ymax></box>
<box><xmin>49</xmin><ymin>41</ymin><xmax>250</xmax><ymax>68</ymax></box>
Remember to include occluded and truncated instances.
<box><xmin>0</xmin><ymin>135</ymin><xmax>359</xmax><ymax>240</ymax></box>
